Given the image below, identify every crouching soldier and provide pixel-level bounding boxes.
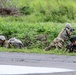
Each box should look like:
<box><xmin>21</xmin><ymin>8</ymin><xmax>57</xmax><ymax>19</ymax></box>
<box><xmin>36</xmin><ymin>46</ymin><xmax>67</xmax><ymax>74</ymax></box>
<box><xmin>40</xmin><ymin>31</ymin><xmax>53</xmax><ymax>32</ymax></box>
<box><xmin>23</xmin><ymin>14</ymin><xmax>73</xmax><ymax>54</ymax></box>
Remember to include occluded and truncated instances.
<box><xmin>65</xmin><ymin>36</ymin><xmax>76</xmax><ymax>52</ymax></box>
<box><xmin>0</xmin><ymin>35</ymin><xmax>6</xmax><ymax>47</ymax></box>
<box><xmin>45</xmin><ymin>23</ymin><xmax>74</xmax><ymax>51</ymax></box>
<box><xmin>5</xmin><ymin>37</ymin><xmax>24</xmax><ymax>49</ymax></box>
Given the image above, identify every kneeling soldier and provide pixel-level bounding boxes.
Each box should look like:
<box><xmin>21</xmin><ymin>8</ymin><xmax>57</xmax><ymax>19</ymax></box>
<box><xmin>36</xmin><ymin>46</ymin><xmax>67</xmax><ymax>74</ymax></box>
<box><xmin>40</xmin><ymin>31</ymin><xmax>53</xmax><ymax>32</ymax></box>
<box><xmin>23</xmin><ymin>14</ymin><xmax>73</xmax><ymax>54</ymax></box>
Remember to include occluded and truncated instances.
<box><xmin>45</xmin><ymin>23</ymin><xmax>74</xmax><ymax>51</ymax></box>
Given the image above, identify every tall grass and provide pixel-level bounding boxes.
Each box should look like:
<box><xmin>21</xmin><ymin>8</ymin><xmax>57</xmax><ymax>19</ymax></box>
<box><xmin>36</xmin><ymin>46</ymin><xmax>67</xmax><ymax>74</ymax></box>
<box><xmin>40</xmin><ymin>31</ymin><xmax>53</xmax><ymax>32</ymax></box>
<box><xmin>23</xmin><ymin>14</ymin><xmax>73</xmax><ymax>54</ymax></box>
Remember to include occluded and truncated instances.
<box><xmin>1</xmin><ymin>0</ymin><xmax>76</xmax><ymax>22</ymax></box>
<box><xmin>0</xmin><ymin>0</ymin><xmax>76</xmax><ymax>49</ymax></box>
<box><xmin>0</xmin><ymin>19</ymin><xmax>76</xmax><ymax>49</ymax></box>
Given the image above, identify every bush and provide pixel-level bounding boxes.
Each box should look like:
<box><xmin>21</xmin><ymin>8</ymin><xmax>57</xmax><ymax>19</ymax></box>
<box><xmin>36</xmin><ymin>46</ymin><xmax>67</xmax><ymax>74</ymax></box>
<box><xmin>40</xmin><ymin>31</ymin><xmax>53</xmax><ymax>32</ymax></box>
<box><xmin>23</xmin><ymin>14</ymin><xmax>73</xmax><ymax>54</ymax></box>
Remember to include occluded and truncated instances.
<box><xmin>0</xmin><ymin>20</ymin><xmax>75</xmax><ymax>49</ymax></box>
<box><xmin>20</xmin><ymin>6</ymin><xmax>33</xmax><ymax>15</ymax></box>
<box><xmin>1</xmin><ymin>0</ymin><xmax>76</xmax><ymax>22</ymax></box>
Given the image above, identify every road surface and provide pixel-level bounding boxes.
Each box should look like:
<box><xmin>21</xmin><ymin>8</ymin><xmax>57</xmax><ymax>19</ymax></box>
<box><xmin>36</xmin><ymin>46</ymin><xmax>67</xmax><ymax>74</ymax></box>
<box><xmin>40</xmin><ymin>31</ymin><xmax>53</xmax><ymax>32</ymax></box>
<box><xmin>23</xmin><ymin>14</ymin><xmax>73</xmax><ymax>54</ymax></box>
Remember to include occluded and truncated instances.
<box><xmin>0</xmin><ymin>52</ymin><xmax>76</xmax><ymax>75</ymax></box>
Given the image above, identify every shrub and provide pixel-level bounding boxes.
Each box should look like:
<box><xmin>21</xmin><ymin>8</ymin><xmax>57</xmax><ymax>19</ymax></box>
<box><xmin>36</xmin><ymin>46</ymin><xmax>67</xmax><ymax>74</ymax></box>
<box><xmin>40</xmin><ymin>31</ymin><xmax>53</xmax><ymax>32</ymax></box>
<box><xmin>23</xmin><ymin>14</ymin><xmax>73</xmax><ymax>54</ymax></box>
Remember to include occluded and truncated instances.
<box><xmin>20</xmin><ymin>6</ymin><xmax>33</xmax><ymax>15</ymax></box>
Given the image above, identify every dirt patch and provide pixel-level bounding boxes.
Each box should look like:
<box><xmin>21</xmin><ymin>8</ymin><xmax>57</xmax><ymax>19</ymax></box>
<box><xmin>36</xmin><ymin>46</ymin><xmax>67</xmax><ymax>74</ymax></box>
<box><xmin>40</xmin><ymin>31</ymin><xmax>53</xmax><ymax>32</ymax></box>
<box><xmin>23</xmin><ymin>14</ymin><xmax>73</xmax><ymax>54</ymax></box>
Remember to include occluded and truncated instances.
<box><xmin>0</xmin><ymin>7</ymin><xmax>19</xmax><ymax>16</ymax></box>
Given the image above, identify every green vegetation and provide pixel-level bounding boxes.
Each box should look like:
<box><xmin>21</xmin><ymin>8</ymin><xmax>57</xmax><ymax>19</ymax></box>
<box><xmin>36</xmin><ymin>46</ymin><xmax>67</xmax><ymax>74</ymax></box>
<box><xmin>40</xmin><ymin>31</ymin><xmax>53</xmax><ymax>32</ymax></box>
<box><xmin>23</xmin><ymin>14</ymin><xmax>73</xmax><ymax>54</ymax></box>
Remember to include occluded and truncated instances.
<box><xmin>0</xmin><ymin>0</ymin><xmax>76</xmax><ymax>55</ymax></box>
<box><xmin>0</xmin><ymin>21</ymin><xmax>64</xmax><ymax>48</ymax></box>
<box><xmin>0</xmin><ymin>47</ymin><xmax>76</xmax><ymax>56</ymax></box>
<box><xmin>1</xmin><ymin>0</ymin><xmax>76</xmax><ymax>22</ymax></box>
<box><xmin>0</xmin><ymin>21</ymin><xmax>76</xmax><ymax>55</ymax></box>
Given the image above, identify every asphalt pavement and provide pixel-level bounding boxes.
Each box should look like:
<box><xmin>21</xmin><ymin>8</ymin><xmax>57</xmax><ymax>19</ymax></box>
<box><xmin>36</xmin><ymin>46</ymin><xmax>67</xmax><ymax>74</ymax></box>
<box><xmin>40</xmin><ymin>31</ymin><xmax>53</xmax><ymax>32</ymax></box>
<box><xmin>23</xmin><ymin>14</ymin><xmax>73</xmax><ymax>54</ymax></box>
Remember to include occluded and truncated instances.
<box><xmin>0</xmin><ymin>52</ymin><xmax>76</xmax><ymax>75</ymax></box>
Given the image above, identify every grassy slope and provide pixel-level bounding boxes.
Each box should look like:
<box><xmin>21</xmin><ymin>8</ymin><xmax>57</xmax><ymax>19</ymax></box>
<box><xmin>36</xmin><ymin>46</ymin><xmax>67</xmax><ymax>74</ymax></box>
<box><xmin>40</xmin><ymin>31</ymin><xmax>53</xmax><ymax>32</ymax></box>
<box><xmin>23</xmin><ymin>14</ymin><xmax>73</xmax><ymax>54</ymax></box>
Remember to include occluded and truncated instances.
<box><xmin>3</xmin><ymin>0</ymin><xmax>76</xmax><ymax>22</ymax></box>
<box><xmin>0</xmin><ymin>0</ymin><xmax>76</xmax><ymax>55</ymax></box>
<box><xmin>0</xmin><ymin>21</ymin><xmax>76</xmax><ymax>55</ymax></box>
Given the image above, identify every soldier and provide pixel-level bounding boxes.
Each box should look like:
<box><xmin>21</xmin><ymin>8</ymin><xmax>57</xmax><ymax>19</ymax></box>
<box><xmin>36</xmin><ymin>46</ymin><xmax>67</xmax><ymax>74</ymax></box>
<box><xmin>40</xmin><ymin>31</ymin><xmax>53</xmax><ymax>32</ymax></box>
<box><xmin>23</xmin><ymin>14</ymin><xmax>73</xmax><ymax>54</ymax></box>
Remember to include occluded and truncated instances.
<box><xmin>44</xmin><ymin>23</ymin><xmax>74</xmax><ymax>51</ymax></box>
<box><xmin>65</xmin><ymin>35</ymin><xmax>76</xmax><ymax>52</ymax></box>
<box><xmin>0</xmin><ymin>35</ymin><xmax>6</xmax><ymax>47</ymax></box>
<box><xmin>5</xmin><ymin>37</ymin><xmax>24</xmax><ymax>49</ymax></box>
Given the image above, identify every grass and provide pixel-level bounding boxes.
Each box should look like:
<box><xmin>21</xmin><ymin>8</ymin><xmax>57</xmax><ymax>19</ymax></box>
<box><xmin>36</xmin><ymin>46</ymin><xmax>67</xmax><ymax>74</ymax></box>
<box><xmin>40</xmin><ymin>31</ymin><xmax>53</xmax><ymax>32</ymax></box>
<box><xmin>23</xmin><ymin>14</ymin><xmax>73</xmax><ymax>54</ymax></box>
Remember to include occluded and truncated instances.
<box><xmin>0</xmin><ymin>47</ymin><xmax>76</xmax><ymax>56</ymax></box>
<box><xmin>0</xmin><ymin>20</ymin><xmax>76</xmax><ymax>55</ymax></box>
<box><xmin>1</xmin><ymin>0</ymin><xmax>76</xmax><ymax>22</ymax></box>
<box><xmin>0</xmin><ymin>0</ymin><xmax>76</xmax><ymax>55</ymax></box>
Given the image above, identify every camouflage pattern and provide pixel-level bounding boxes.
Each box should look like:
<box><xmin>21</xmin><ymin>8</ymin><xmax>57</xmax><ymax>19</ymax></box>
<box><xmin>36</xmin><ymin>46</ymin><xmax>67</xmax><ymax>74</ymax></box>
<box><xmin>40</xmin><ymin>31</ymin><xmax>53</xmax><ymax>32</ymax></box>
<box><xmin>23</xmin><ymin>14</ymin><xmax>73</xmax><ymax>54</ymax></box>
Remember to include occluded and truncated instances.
<box><xmin>0</xmin><ymin>35</ymin><xmax>6</xmax><ymax>47</ymax></box>
<box><xmin>5</xmin><ymin>37</ymin><xmax>24</xmax><ymax>49</ymax></box>
<box><xmin>45</xmin><ymin>23</ymin><xmax>74</xmax><ymax>51</ymax></box>
<box><xmin>0</xmin><ymin>35</ymin><xmax>6</xmax><ymax>41</ymax></box>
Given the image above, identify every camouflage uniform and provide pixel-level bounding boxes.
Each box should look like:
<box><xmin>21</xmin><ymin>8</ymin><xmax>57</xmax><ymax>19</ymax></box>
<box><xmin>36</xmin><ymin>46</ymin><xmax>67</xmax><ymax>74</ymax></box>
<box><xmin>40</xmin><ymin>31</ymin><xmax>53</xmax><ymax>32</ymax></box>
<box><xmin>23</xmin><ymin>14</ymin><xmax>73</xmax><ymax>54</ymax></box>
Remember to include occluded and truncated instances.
<box><xmin>0</xmin><ymin>35</ymin><xmax>6</xmax><ymax>47</ymax></box>
<box><xmin>5</xmin><ymin>37</ymin><xmax>24</xmax><ymax>49</ymax></box>
<box><xmin>45</xmin><ymin>23</ymin><xmax>74</xmax><ymax>51</ymax></box>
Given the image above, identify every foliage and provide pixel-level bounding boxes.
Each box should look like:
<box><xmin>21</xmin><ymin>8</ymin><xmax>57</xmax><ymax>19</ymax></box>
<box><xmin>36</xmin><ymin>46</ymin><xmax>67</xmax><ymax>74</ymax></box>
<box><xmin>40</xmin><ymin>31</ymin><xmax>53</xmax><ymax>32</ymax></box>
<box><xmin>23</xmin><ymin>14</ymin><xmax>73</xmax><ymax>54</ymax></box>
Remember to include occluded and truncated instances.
<box><xmin>20</xmin><ymin>6</ymin><xmax>33</xmax><ymax>15</ymax></box>
<box><xmin>0</xmin><ymin>47</ymin><xmax>76</xmax><ymax>56</ymax></box>
<box><xmin>0</xmin><ymin>20</ymin><xmax>76</xmax><ymax>49</ymax></box>
<box><xmin>0</xmin><ymin>0</ymin><xmax>76</xmax><ymax>22</ymax></box>
<box><xmin>0</xmin><ymin>0</ymin><xmax>76</xmax><ymax>54</ymax></box>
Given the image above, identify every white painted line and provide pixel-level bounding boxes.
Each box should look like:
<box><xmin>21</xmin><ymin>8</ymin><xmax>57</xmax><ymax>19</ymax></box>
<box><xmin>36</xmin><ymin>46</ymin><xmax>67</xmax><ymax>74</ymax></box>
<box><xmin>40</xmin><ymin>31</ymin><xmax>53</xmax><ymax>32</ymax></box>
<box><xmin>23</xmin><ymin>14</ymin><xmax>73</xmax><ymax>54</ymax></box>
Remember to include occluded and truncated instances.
<box><xmin>0</xmin><ymin>65</ymin><xmax>74</xmax><ymax>74</ymax></box>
